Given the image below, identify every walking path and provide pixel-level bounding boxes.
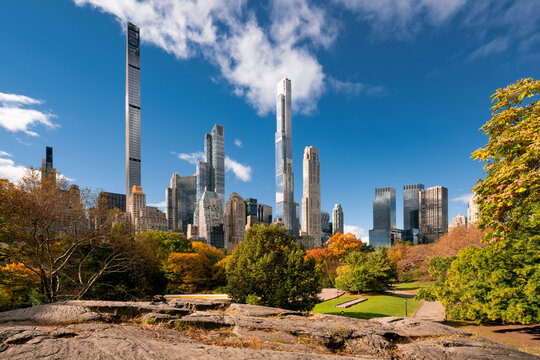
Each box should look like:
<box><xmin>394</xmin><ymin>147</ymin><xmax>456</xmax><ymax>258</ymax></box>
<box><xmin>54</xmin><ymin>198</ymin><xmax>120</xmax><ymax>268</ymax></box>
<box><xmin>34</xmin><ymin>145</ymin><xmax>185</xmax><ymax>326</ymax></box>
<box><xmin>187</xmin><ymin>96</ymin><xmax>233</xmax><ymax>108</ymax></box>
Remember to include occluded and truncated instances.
<box><xmin>318</xmin><ymin>288</ymin><xmax>345</xmax><ymax>301</ymax></box>
<box><xmin>414</xmin><ymin>300</ymin><xmax>445</xmax><ymax>322</ymax></box>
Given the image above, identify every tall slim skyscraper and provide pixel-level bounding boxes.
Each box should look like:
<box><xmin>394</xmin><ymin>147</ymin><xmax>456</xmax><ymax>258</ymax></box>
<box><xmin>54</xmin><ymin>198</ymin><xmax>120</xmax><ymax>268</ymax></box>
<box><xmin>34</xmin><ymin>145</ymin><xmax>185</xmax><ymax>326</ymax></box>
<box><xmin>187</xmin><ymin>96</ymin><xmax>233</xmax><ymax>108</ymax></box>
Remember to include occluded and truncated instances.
<box><xmin>40</xmin><ymin>146</ymin><xmax>55</xmax><ymax>182</ymax></box>
<box><xmin>418</xmin><ymin>186</ymin><xmax>448</xmax><ymax>244</ymax></box>
<box><xmin>369</xmin><ymin>187</ymin><xmax>396</xmax><ymax>247</ymax></box>
<box><xmin>302</xmin><ymin>146</ymin><xmax>321</xmax><ymax>242</ymax></box>
<box><xmin>403</xmin><ymin>184</ymin><xmax>424</xmax><ymax>243</ymax></box>
<box><xmin>275</xmin><ymin>78</ymin><xmax>296</xmax><ymax>235</ymax></box>
<box><xmin>196</xmin><ymin>125</ymin><xmax>225</xmax><ymax>205</ymax></box>
<box><xmin>126</xmin><ymin>22</ymin><xmax>141</xmax><ymax>200</ymax></box>
<box><xmin>225</xmin><ymin>192</ymin><xmax>246</xmax><ymax>250</ymax></box>
<box><xmin>166</xmin><ymin>172</ymin><xmax>197</xmax><ymax>233</ymax></box>
<box><xmin>332</xmin><ymin>204</ymin><xmax>344</xmax><ymax>235</ymax></box>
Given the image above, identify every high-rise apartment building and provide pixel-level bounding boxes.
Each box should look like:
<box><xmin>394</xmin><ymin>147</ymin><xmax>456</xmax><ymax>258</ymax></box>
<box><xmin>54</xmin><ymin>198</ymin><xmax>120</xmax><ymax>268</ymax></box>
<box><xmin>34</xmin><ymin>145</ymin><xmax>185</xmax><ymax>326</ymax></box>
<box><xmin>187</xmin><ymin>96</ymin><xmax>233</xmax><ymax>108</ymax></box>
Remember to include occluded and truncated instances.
<box><xmin>198</xmin><ymin>188</ymin><xmax>225</xmax><ymax>248</ymax></box>
<box><xmin>166</xmin><ymin>172</ymin><xmax>197</xmax><ymax>233</ymax></box>
<box><xmin>99</xmin><ymin>191</ymin><xmax>126</xmax><ymax>212</ymax></box>
<box><xmin>403</xmin><ymin>184</ymin><xmax>424</xmax><ymax>243</ymax></box>
<box><xmin>468</xmin><ymin>194</ymin><xmax>479</xmax><ymax>228</ymax></box>
<box><xmin>40</xmin><ymin>146</ymin><xmax>55</xmax><ymax>182</ymax></box>
<box><xmin>301</xmin><ymin>146</ymin><xmax>321</xmax><ymax>243</ymax></box>
<box><xmin>418</xmin><ymin>186</ymin><xmax>448</xmax><ymax>244</ymax></box>
<box><xmin>321</xmin><ymin>211</ymin><xmax>332</xmax><ymax>243</ymax></box>
<box><xmin>245</xmin><ymin>198</ymin><xmax>258</xmax><ymax>218</ymax></box>
<box><xmin>128</xmin><ymin>185</ymin><xmax>168</xmax><ymax>232</ymax></box>
<box><xmin>196</xmin><ymin>125</ymin><xmax>225</xmax><ymax>205</ymax></box>
<box><xmin>257</xmin><ymin>204</ymin><xmax>272</xmax><ymax>225</ymax></box>
<box><xmin>369</xmin><ymin>187</ymin><xmax>396</xmax><ymax>247</ymax></box>
<box><xmin>225</xmin><ymin>192</ymin><xmax>246</xmax><ymax>250</ymax></box>
<box><xmin>275</xmin><ymin>78</ymin><xmax>296</xmax><ymax>235</ymax></box>
<box><xmin>449</xmin><ymin>213</ymin><xmax>467</xmax><ymax>230</ymax></box>
<box><xmin>332</xmin><ymin>204</ymin><xmax>344</xmax><ymax>235</ymax></box>
<box><xmin>126</xmin><ymin>22</ymin><xmax>141</xmax><ymax>202</ymax></box>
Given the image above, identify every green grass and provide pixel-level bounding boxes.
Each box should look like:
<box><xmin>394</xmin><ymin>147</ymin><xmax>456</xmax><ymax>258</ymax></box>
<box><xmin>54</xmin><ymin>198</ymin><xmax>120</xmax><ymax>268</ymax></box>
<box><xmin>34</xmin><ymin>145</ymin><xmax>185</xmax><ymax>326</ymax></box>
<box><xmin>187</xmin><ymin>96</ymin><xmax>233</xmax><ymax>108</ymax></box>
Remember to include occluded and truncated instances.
<box><xmin>312</xmin><ymin>294</ymin><xmax>422</xmax><ymax>319</ymax></box>
<box><xmin>393</xmin><ymin>281</ymin><xmax>433</xmax><ymax>292</ymax></box>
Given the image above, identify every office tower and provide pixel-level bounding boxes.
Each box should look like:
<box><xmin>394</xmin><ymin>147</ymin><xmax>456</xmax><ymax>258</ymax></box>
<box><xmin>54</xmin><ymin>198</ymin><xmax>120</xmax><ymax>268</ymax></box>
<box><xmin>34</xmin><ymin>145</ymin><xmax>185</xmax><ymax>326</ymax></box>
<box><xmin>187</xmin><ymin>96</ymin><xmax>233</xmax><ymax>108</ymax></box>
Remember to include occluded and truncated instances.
<box><xmin>127</xmin><ymin>186</ymin><xmax>168</xmax><ymax>232</ymax></box>
<box><xmin>321</xmin><ymin>211</ymin><xmax>332</xmax><ymax>243</ymax></box>
<box><xmin>166</xmin><ymin>172</ymin><xmax>197</xmax><ymax>233</ymax></box>
<box><xmin>257</xmin><ymin>204</ymin><xmax>273</xmax><ymax>225</ymax></box>
<box><xmin>98</xmin><ymin>191</ymin><xmax>126</xmax><ymax>211</ymax></box>
<box><xmin>245</xmin><ymin>198</ymin><xmax>258</xmax><ymax>218</ymax></box>
<box><xmin>198</xmin><ymin>188</ymin><xmax>225</xmax><ymax>248</ymax></box>
<box><xmin>301</xmin><ymin>146</ymin><xmax>321</xmax><ymax>243</ymax></box>
<box><xmin>468</xmin><ymin>194</ymin><xmax>479</xmax><ymax>228</ymax></box>
<box><xmin>332</xmin><ymin>204</ymin><xmax>344</xmax><ymax>235</ymax></box>
<box><xmin>369</xmin><ymin>187</ymin><xmax>396</xmax><ymax>247</ymax></box>
<box><xmin>126</xmin><ymin>22</ymin><xmax>141</xmax><ymax>201</ymax></box>
<box><xmin>40</xmin><ymin>146</ymin><xmax>55</xmax><ymax>182</ymax></box>
<box><xmin>403</xmin><ymin>184</ymin><xmax>424</xmax><ymax>243</ymax></box>
<box><xmin>275</xmin><ymin>78</ymin><xmax>296</xmax><ymax>235</ymax></box>
<box><xmin>196</xmin><ymin>125</ymin><xmax>225</xmax><ymax>205</ymax></box>
<box><xmin>418</xmin><ymin>186</ymin><xmax>448</xmax><ymax>244</ymax></box>
<box><xmin>449</xmin><ymin>213</ymin><xmax>467</xmax><ymax>230</ymax></box>
<box><xmin>225</xmin><ymin>192</ymin><xmax>246</xmax><ymax>250</ymax></box>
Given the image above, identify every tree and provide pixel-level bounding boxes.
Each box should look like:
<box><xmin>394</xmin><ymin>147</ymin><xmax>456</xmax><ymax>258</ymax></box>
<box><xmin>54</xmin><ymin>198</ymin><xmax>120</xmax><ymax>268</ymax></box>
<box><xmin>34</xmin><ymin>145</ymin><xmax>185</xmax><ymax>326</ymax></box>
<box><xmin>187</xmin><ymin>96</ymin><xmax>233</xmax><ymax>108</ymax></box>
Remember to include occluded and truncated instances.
<box><xmin>226</xmin><ymin>224</ymin><xmax>320</xmax><ymax>311</ymax></box>
<box><xmin>0</xmin><ymin>262</ymin><xmax>43</xmax><ymax>310</ymax></box>
<box><xmin>305</xmin><ymin>248</ymin><xmax>339</xmax><ymax>287</ymax></box>
<box><xmin>135</xmin><ymin>230</ymin><xmax>193</xmax><ymax>264</ymax></box>
<box><xmin>472</xmin><ymin>78</ymin><xmax>540</xmax><ymax>241</ymax></box>
<box><xmin>167</xmin><ymin>253</ymin><xmax>212</xmax><ymax>292</ymax></box>
<box><xmin>327</xmin><ymin>232</ymin><xmax>365</xmax><ymax>259</ymax></box>
<box><xmin>335</xmin><ymin>247</ymin><xmax>397</xmax><ymax>293</ymax></box>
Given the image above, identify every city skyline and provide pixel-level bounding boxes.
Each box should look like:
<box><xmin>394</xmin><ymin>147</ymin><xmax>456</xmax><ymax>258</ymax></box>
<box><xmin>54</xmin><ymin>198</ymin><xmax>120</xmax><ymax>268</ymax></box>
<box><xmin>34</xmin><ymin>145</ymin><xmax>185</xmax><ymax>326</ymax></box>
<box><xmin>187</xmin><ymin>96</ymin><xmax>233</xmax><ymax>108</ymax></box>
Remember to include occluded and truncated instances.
<box><xmin>1</xmin><ymin>1</ymin><xmax>538</xmax><ymax>241</ymax></box>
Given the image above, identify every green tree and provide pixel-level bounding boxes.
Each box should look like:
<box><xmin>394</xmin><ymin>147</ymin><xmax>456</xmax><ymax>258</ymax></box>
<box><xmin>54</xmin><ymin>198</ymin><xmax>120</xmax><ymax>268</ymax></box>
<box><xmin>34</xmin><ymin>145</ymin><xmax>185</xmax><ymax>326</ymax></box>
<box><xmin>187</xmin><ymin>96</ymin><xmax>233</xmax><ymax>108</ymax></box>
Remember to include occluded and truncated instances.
<box><xmin>335</xmin><ymin>247</ymin><xmax>397</xmax><ymax>293</ymax></box>
<box><xmin>226</xmin><ymin>224</ymin><xmax>321</xmax><ymax>311</ymax></box>
<box><xmin>135</xmin><ymin>230</ymin><xmax>193</xmax><ymax>264</ymax></box>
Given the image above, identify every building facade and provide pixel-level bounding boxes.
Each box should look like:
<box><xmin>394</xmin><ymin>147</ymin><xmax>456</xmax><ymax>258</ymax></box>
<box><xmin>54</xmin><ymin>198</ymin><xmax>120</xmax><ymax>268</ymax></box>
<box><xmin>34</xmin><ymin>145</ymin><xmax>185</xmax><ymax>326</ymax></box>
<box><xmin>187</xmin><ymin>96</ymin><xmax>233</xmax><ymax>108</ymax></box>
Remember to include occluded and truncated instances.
<box><xmin>126</xmin><ymin>22</ymin><xmax>141</xmax><ymax>202</ymax></box>
<box><xmin>332</xmin><ymin>204</ymin><xmax>344</xmax><ymax>235</ymax></box>
<box><xmin>275</xmin><ymin>78</ymin><xmax>297</xmax><ymax>236</ymax></box>
<box><xmin>321</xmin><ymin>211</ymin><xmax>332</xmax><ymax>244</ymax></box>
<box><xmin>99</xmin><ymin>191</ymin><xmax>126</xmax><ymax>212</ymax></box>
<box><xmin>369</xmin><ymin>187</ymin><xmax>396</xmax><ymax>247</ymax></box>
<box><xmin>245</xmin><ymin>198</ymin><xmax>258</xmax><ymax>218</ymax></box>
<box><xmin>257</xmin><ymin>204</ymin><xmax>272</xmax><ymax>225</ymax></box>
<box><xmin>468</xmin><ymin>194</ymin><xmax>479</xmax><ymax>228</ymax></box>
<box><xmin>449</xmin><ymin>213</ymin><xmax>467</xmax><ymax>230</ymax></box>
<box><xmin>418</xmin><ymin>186</ymin><xmax>448</xmax><ymax>244</ymax></box>
<box><xmin>40</xmin><ymin>146</ymin><xmax>55</xmax><ymax>182</ymax></box>
<box><xmin>301</xmin><ymin>146</ymin><xmax>321</xmax><ymax>244</ymax></box>
<box><xmin>196</xmin><ymin>125</ymin><xmax>225</xmax><ymax>206</ymax></box>
<box><xmin>128</xmin><ymin>185</ymin><xmax>168</xmax><ymax>232</ymax></box>
<box><xmin>403</xmin><ymin>183</ymin><xmax>424</xmax><ymax>243</ymax></box>
<box><xmin>198</xmin><ymin>188</ymin><xmax>225</xmax><ymax>248</ymax></box>
<box><xmin>225</xmin><ymin>192</ymin><xmax>246</xmax><ymax>250</ymax></box>
<box><xmin>166</xmin><ymin>172</ymin><xmax>197</xmax><ymax>233</ymax></box>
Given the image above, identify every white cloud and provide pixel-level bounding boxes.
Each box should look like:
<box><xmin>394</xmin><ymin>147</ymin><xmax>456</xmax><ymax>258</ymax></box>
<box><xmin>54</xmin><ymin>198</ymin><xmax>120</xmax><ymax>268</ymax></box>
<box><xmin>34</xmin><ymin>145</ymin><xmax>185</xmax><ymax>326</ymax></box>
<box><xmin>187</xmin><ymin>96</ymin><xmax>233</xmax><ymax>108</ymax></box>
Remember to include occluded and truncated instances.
<box><xmin>225</xmin><ymin>156</ymin><xmax>252</xmax><ymax>182</ymax></box>
<box><xmin>148</xmin><ymin>200</ymin><xmax>166</xmax><ymax>209</ymax></box>
<box><xmin>0</xmin><ymin>92</ymin><xmax>58</xmax><ymax>136</ymax></box>
<box><xmin>176</xmin><ymin>151</ymin><xmax>205</xmax><ymax>165</ymax></box>
<box><xmin>328</xmin><ymin>78</ymin><xmax>386</xmax><ymax>97</ymax></box>
<box><xmin>0</xmin><ymin>155</ymin><xmax>27</xmax><ymax>182</ymax></box>
<box><xmin>344</xmin><ymin>224</ymin><xmax>368</xmax><ymax>242</ymax></box>
<box><xmin>468</xmin><ymin>37</ymin><xmax>509</xmax><ymax>61</ymax></box>
<box><xmin>234</xmin><ymin>139</ymin><xmax>242</xmax><ymax>148</ymax></box>
<box><xmin>0</xmin><ymin>151</ymin><xmax>12</xmax><ymax>157</ymax></box>
<box><xmin>73</xmin><ymin>0</ymin><xmax>331</xmax><ymax>115</ymax></box>
<box><xmin>451</xmin><ymin>193</ymin><xmax>473</xmax><ymax>204</ymax></box>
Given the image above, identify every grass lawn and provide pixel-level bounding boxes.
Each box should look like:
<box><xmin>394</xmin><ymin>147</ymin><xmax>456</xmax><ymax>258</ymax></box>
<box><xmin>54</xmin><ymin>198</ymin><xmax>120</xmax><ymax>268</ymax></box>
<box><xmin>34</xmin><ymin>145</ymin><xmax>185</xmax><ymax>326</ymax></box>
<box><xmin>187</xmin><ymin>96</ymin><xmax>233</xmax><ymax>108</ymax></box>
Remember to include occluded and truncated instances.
<box><xmin>393</xmin><ymin>281</ymin><xmax>433</xmax><ymax>294</ymax></box>
<box><xmin>312</xmin><ymin>294</ymin><xmax>422</xmax><ymax>319</ymax></box>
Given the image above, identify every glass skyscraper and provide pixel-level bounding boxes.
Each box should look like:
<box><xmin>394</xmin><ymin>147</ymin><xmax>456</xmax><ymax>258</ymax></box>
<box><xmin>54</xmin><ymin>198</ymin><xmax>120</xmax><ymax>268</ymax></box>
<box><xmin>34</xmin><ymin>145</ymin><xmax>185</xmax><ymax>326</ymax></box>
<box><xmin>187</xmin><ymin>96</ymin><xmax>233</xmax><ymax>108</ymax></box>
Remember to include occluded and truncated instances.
<box><xmin>419</xmin><ymin>186</ymin><xmax>448</xmax><ymax>244</ymax></box>
<box><xmin>369</xmin><ymin>187</ymin><xmax>396</xmax><ymax>247</ymax></box>
<box><xmin>403</xmin><ymin>183</ymin><xmax>424</xmax><ymax>243</ymax></box>
<box><xmin>332</xmin><ymin>204</ymin><xmax>344</xmax><ymax>235</ymax></box>
<box><xmin>126</xmin><ymin>22</ymin><xmax>141</xmax><ymax>199</ymax></box>
<box><xmin>196</xmin><ymin>124</ymin><xmax>225</xmax><ymax>206</ymax></box>
<box><xmin>275</xmin><ymin>78</ymin><xmax>296</xmax><ymax>235</ymax></box>
<box><xmin>166</xmin><ymin>173</ymin><xmax>197</xmax><ymax>233</ymax></box>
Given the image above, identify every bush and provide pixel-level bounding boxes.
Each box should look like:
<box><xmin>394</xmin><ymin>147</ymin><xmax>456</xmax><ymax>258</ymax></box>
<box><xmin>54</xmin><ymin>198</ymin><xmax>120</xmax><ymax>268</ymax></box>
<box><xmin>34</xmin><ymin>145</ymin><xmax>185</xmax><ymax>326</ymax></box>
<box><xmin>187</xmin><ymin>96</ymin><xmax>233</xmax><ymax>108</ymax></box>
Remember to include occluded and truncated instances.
<box><xmin>226</xmin><ymin>224</ymin><xmax>321</xmax><ymax>311</ymax></box>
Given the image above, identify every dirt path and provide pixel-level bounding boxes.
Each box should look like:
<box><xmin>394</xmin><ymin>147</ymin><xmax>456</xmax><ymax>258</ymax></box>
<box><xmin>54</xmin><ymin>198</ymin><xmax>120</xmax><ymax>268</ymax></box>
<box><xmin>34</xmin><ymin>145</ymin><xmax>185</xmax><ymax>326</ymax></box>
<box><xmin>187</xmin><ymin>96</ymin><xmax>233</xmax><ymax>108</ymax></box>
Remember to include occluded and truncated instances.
<box><xmin>414</xmin><ymin>300</ymin><xmax>445</xmax><ymax>322</ymax></box>
<box><xmin>318</xmin><ymin>288</ymin><xmax>345</xmax><ymax>301</ymax></box>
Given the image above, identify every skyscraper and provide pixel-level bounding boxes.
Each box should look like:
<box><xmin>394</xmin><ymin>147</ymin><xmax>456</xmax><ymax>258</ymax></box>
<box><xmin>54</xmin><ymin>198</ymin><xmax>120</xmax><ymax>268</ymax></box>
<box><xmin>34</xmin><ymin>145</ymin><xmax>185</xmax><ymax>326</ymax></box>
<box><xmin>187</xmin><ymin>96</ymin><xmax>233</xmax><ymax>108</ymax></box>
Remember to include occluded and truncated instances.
<box><xmin>126</xmin><ymin>22</ymin><xmax>141</xmax><ymax>201</ymax></box>
<box><xmin>196</xmin><ymin>125</ymin><xmax>225</xmax><ymax>205</ymax></box>
<box><xmin>166</xmin><ymin>172</ymin><xmax>197</xmax><ymax>233</ymax></box>
<box><xmin>403</xmin><ymin>184</ymin><xmax>424</xmax><ymax>243</ymax></box>
<box><xmin>302</xmin><ymin>146</ymin><xmax>321</xmax><ymax>243</ymax></box>
<box><xmin>257</xmin><ymin>204</ymin><xmax>273</xmax><ymax>225</ymax></box>
<box><xmin>245</xmin><ymin>198</ymin><xmax>258</xmax><ymax>218</ymax></box>
<box><xmin>418</xmin><ymin>186</ymin><xmax>448</xmax><ymax>244</ymax></box>
<box><xmin>369</xmin><ymin>187</ymin><xmax>396</xmax><ymax>247</ymax></box>
<box><xmin>321</xmin><ymin>211</ymin><xmax>332</xmax><ymax>244</ymax></box>
<box><xmin>198</xmin><ymin>188</ymin><xmax>225</xmax><ymax>248</ymax></box>
<box><xmin>468</xmin><ymin>194</ymin><xmax>479</xmax><ymax>228</ymax></box>
<box><xmin>275</xmin><ymin>78</ymin><xmax>296</xmax><ymax>235</ymax></box>
<box><xmin>40</xmin><ymin>146</ymin><xmax>56</xmax><ymax>182</ymax></box>
<box><xmin>332</xmin><ymin>204</ymin><xmax>344</xmax><ymax>235</ymax></box>
<box><xmin>225</xmin><ymin>192</ymin><xmax>246</xmax><ymax>250</ymax></box>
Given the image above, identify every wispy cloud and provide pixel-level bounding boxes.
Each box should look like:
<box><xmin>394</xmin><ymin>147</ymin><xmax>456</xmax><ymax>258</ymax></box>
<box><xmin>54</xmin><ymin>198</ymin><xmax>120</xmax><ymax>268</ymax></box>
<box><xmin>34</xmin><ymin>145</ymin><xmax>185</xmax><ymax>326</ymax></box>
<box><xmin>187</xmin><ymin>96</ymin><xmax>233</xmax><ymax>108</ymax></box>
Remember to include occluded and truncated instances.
<box><xmin>344</xmin><ymin>224</ymin><xmax>368</xmax><ymax>242</ymax></box>
<box><xmin>175</xmin><ymin>151</ymin><xmax>205</xmax><ymax>165</ymax></box>
<box><xmin>148</xmin><ymin>200</ymin><xmax>166</xmax><ymax>209</ymax></box>
<box><xmin>0</xmin><ymin>150</ymin><xmax>12</xmax><ymax>157</ymax></box>
<box><xmin>468</xmin><ymin>37</ymin><xmax>510</xmax><ymax>61</ymax></box>
<box><xmin>328</xmin><ymin>77</ymin><xmax>386</xmax><ymax>97</ymax></box>
<box><xmin>225</xmin><ymin>156</ymin><xmax>252</xmax><ymax>182</ymax></box>
<box><xmin>234</xmin><ymin>139</ymin><xmax>243</xmax><ymax>148</ymax></box>
<box><xmin>0</xmin><ymin>92</ymin><xmax>58</xmax><ymax>136</ymax></box>
<box><xmin>451</xmin><ymin>193</ymin><xmax>473</xmax><ymax>204</ymax></box>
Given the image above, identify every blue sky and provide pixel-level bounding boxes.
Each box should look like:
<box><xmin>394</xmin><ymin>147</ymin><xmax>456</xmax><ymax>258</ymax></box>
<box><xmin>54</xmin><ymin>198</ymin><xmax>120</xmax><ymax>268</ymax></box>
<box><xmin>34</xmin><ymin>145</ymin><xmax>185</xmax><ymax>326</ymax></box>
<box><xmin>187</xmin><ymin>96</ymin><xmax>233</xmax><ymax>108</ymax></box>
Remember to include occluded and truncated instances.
<box><xmin>1</xmin><ymin>0</ymin><xmax>539</xmax><ymax>241</ymax></box>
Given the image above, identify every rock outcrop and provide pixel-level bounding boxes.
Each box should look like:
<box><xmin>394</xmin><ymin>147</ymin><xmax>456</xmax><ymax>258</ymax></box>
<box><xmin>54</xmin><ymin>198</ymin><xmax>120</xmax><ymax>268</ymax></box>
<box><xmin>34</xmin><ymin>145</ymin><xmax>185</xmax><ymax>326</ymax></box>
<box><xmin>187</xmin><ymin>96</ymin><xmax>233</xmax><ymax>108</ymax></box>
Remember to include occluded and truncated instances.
<box><xmin>0</xmin><ymin>300</ymin><xmax>535</xmax><ymax>359</ymax></box>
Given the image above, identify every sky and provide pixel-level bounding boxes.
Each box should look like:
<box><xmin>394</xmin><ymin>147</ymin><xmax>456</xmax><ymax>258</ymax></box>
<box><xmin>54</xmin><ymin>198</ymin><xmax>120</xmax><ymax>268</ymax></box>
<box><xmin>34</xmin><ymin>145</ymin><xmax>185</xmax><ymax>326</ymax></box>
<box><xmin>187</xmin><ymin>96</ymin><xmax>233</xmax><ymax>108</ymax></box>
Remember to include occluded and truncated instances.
<box><xmin>1</xmin><ymin>0</ymin><xmax>539</xmax><ymax>241</ymax></box>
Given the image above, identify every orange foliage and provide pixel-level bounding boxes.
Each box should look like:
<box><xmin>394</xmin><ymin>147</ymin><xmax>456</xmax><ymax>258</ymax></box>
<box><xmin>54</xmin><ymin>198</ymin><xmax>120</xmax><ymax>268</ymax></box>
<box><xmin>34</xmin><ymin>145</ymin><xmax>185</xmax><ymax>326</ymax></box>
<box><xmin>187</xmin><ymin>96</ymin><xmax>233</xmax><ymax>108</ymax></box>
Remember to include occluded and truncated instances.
<box><xmin>327</xmin><ymin>232</ymin><xmax>364</xmax><ymax>258</ymax></box>
<box><xmin>192</xmin><ymin>241</ymin><xmax>225</xmax><ymax>265</ymax></box>
<box><xmin>167</xmin><ymin>252</ymin><xmax>211</xmax><ymax>290</ymax></box>
<box><xmin>305</xmin><ymin>248</ymin><xmax>334</xmax><ymax>263</ymax></box>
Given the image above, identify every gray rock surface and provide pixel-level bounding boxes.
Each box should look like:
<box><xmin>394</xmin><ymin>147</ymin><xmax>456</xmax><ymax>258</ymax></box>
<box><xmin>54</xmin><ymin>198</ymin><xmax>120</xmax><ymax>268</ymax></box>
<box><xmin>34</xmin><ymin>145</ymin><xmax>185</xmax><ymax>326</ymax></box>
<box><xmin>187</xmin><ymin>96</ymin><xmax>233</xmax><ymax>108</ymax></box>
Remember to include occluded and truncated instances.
<box><xmin>0</xmin><ymin>300</ymin><xmax>535</xmax><ymax>360</ymax></box>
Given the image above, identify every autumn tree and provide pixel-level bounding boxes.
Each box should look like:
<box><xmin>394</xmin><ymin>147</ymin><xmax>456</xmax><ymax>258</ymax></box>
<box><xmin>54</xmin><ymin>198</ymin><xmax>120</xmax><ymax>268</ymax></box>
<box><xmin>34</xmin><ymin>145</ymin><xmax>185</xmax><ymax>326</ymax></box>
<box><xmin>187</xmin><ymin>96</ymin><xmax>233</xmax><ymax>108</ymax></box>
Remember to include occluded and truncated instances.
<box><xmin>327</xmin><ymin>232</ymin><xmax>365</xmax><ymax>259</ymax></box>
<box><xmin>226</xmin><ymin>224</ymin><xmax>320</xmax><ymax>311</ymax></box>
<box><xmin>305</xmin><ymin>248</ymin><xmax>339</xmax><ymax>287</ymax></box>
